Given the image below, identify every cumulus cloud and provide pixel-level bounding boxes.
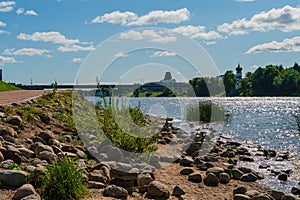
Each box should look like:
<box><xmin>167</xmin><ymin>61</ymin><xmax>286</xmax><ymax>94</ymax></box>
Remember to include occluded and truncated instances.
<box><xmin>246</xmin><ymin>36</ymin><xmax>300</xmax><ymax>54</ymax></box>
<box><xmin>0</xmin><ymin>30</ymin><xmax>9</xmax><ymax>34</ymax></box>
<box><xmin>0</xmin><ymin>21</ymin><xmax>6</xmax><ymax>26</ymax></box>
<box><xmin>71</xmin><ymin>58</ymin><xmax>82</xmax><ymax>63</ymax></box>
<box><xmin>57</xmin><ymin>44</ymin><xmax>95</xmax><ymax>52</ymax></box>
<box><xmin>218</xmin><ymin>5</ymin><xmax>300</xmax><ymax>34</ymax></box>
<box><xmin>0</xmin><ymin>1</ymin><xmax>15</xmax><ymax>13</ymax></box>
<box><xmin>25</xmin><ymin>10</ymin><xmax>38</xmax><ymax>16</ymax></box>
<box><xmin>172</xmin><ymin>25</ymin><xmax>223</xmax><ymax>40</ymax></box>
<box><xmin>0</xmin><ymin>55</ymin><xmax>17</xmax><ymax>66</ymax></box>
<box><xmin>151</xmin><ymin>51</ymin><xmax>177</xmax><ymax>57</ymax></box>
<box><xmin>16</xmin><ymin>8</ymin><xmax>23</xmax><ymax>14</ymax></box>
<box><xmin>91</xmin><ymin>8</ymin><xmax>190</xmax><ymax>26</ymax></box>
<box><xmin>3</xmin><ymin>48</ymin><xmax>51</xmax><ymax>57</ymax></box>
<box><xmin>119</xmin><ymin>29</ymin><xmax>176</xmax><ymax>43</ymax></box>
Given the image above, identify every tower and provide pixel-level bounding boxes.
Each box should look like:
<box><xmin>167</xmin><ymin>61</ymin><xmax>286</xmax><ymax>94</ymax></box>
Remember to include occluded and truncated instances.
<box><xmin>235</xmin><ymin>63</ymin><xmax>242</xmax><ymax>90</ymax></box>
<box><xmin>0</xmin><ymin>69</ymin><xmax>2</xmax><ymax>81</ymax></box>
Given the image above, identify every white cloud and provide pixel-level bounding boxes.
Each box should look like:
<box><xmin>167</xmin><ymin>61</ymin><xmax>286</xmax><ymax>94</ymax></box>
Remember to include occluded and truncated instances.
<box><xmin>71</xmin><ymin>58</ymin><xmax>82</xmax><ymax>63</ymax></box>
<box><xmin>57</xmin><ymin>44</ymin><xmax>95</xmax><ymax>52</ymax></box>
<box><xmin>113</xmin><ymin>51</ymin><xmax>128</xmax><ymax>58</ymax></box>
<box><xmin>172</xmin><ymin>25</ymin><xmax>223</xmax><ymax>40</ymax></box>
<box><xmin>16</xmin><ymin>8</ymin><xmax>23</xmax><ymax>14</ymax></box>
<box><xmin>91</xmin><ymin>8</ymin><xmax>190</xmax><ymax>26</ymax></box>
<box><xmin>0</xmin><ymin>55</ymin><xmax>17</xmax><ymax>66</ymax></box>
<box><xmin>246</xmin><ymin>36</ymin><xmax>300</xmax><ymax>54</ymax></box>
<box><xmin>248</xmin><ymin>65</ymin><xmax>260</xmax><ymax>69</ymax></box>
<box><xmin>3</xmin><ymin>48</ymin><xmax>51</xmax><ymax>57</ymax></box>
<box><xmin>205</xmin><ymin>41</ymin><xmax>217</xmax><ymax>45</ymax></box>
<box><xmin>119</xmin><ymin>29</ymin><xmax>176</xmax><ymax>43</ymax></box>
<box><xmin>218</xmin><ymin>5</ymin><xmax>300</xmax><ymax>34</ymax></box>
<box><xmin>25</xmin><ymin>10</ymin><xmax>38</xmax><ymax>16</ymax></box>
<box><xmin>0</xmin><ymin>21</ymin><xmax>6</xmax><ymax>26</ymax></box>
<box><xmin>151</xmin><ymin>51</ymin><xmax>177</xmax><ymax>57</ymax></box>
<box><xmin>0</xmin><ymin>1</ymin><xmax>15</xmax><ymax>13</ymax></box>
<box><xmin>0</xmin><ymin>30</ymin><xmax>9</xmax><ymax>34</ymax></box>
<box><xmin>17</xmin><ymin>31</ymin><xmax>79</xmax><ymax>45</ymax></box>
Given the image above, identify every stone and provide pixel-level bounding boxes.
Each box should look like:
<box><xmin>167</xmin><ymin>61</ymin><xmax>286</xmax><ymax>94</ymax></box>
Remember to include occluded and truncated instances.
<box><xmin>38</xmin><ymin>151</ymin><xmax>57</xmax><ymax>163</ymax></box>
<box><xmin>186</xmin><ymin>142</ymin><xmax>202</xmax><ymax>155</ymax></box>
<box><xmin>137</xmin><ymin>173</ymin><xmax>153</xmax><ymax>193</ymax></box>
<box><xmin>206</xmin><ymin>167</ymin><xmax>224</xmax><ymax>177</ymax></box>
<box><xmin>220</xmin><ymin>149</ymin><xmax>236</xmax><ymax>158</ymax></box>
<box><xmin>245</xmin><ymin>190</ymin><xmax>260</xmax><ymax>198</ymax></box>
<box><xmin>202</xmin><ymin>155</ymin><xmax>218</xmax><ymax>162</ymax></box>
<box><xmin>203</xmin><ymin>173</ymin><xmax>219</xmax><ymax>187</ymax></box>
<box><xmin>106</xmin><ymin>147</ymin><xmax>124</xmax><ymax>162</ymax></box>
<box><xmin>240</xmin><ymin>173</ymin><xmax>257</xmax><ymax>182</ymax></box>
<box><xmin>238</xmin><ymin>167</ymin><xmax>252</xmax><ymax>174</ymax></box>
<box><xmin>13</xmin><ymin>184</ymin><xmax>36</xmax><ymax>200</ymax></box>
<box><xmin>88</xmin><ymin>181</ymin><xmax>106</xmax><ymax>189</ymax></box>
<box><xmin>103</xmin><ymin>185</ymin><xmax>128</xmax><ymax>198</ymax></box>
<box><xmin>278</xmin><ymin>173</ymin><xmax>288</xmax><ymax>181</ymax></box>
<box><xmin>219</xmin><ymin>173</ymin><xmax>230</xmax><ymax>183</ymax></box>
<box><xmin>147</xmin><ymin>181</ymin><xmax>170</xmax><ymax>198</ymax></box>
<box><xmin>188</xmin><ymin>173</ymin><xmax>202</xmax><ymax>183</ymax></box>
<box><xmin>7</xmin><ymin>115</ymin><xmax>22</xmax><ymax>126</ymax></box>
<box><xmin>88</xmin><ymin>170</ymin><xmax>109</xmax><ymax>184</ymax></box>
<box><xmin>180</xmin><ymin>157</ymin><xmax>194</xmax><ymax>167</ymax></box>
<box><xmin>233</xmin><ymin>186</ymin><xmax>247</xmax><ymax>195</ymax></box>
<box><xmin>239</xmin><ymin>155</ymin><xmax>254</xmax><ymax>162</ymax></box>
<box><xmin>0</xmin><ymin>170</ymin><xmax>27</xmax><ymax>187</ymax></box>
<box><xmin>198</xmin><ymin>162</ymin><xmax>214</xmax><ymax>171</ymax></box>
<box><xmin>232</xmin><ymin>169</ymin><xmax>244</xmax><ymax>180</ymax></box>
<box><xmin>233</xmin><ymin>194</ymin><xmax>251</xmax><ymax>200</ymax></box>
<box><xmin>281</xmin><ymin>195</ymin><xmax>298</xmax><ymax>200</ymax></box>
<box><xmin>20</xmin><ymin>194</ymin><xmax>41</xmax><ymax>200</ymax></box>
<box><xmin>172</xmin><ymin>185</ymin><xmax>185</xmax><ymax>197</ymax></box>
<box><xmin>291</xmin><ymin>187</ymin><xmax>300</xmax><ymax>195</ymax></box>
<box><xmin>0</xmin><ymin>151</ymin><xmax>4</xmax><ymax>162</ymax></box>
<box><xmin>18</xmin><ymin>148</ymin><xmax>34</xmax><ymax>159</ymax></box>
<box><xmin>0</xmin><ymin>125</ymin><xmax>17</xmax><ymax>137</ymax></box>
<box><xmin>270</xmin><ymin>190</ymin><xmax>285</xmax><ymax>200</ymax></box>
<box><xmin>37</xmin><ymin>131</ymin><xmax>53</xmax><ymax>142</ymax></box>
<box><xmin>252</xmin><ymin>194</ymin><xmax>270</xmax><ymax>200</ymax></box>
<box><xmin>33</xmin><ymin>142</ymin><xmax>53</xmax><ymax>156</ymax></box>
<box><xmin>180</xmin><ymin>168</ymin><xmax>194</xmax><ymax>175</ymax></box>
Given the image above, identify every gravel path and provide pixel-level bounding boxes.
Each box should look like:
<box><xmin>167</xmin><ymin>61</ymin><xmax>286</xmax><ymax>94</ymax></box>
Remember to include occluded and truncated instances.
<box><xmin>0</xmin><ymin>90</ymin><xmax>47</xmax><ymax>105</ymax></box>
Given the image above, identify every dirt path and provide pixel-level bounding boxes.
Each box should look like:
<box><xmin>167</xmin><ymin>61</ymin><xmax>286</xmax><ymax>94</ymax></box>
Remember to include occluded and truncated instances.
<box><xmin>0</xmin><ymin>90</ymin><xmax>47</xmax><ymax>105</ymax></box>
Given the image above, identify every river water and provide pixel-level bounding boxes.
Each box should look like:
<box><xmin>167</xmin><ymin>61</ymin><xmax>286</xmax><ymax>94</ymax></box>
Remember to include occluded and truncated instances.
<box><xmin>87</xmin><ymin>96</ymin><xmax>300</xmax><ymax>193</ymax></box>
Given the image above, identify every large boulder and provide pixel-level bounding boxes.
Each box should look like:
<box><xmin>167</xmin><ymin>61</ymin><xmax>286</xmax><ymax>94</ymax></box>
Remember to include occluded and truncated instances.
<box><xmin>0</xmin><ymin>170</ymin><xmax>28</xmax><ymax>187</ymax></box>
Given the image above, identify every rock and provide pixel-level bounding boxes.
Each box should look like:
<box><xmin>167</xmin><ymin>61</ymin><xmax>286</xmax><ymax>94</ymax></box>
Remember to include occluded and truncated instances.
<box><xmin>270</xmin><ymin>190</ymin><xmax>285</xmax><ymax>200</ymax></box>
<box><xmin>232</xmin><ymin>169</ymin><xmax>244</xmax><ymax>180</ymax></box>
<box><xmin>239</xmin><ymin>156</ymin><xmax>254</xmax><ymax>162</ymax></box>
<box><xmin>180</xmin><ymin>157</ymin><xmax>194</xmax><ymax>167</ymax></box>
<box><xmin>198</xmin><ymin>162</ymin><xmax>214</xmax><ymax>171</ymax></box>
<box><xmin>172</xmin><ymin>185</ymin><xmax>185</xmax><ymax>197</ymax></box>
<box><xmin>219</xmin><ymin>173</ymin><xmax>230</xmax><ymax>183</ymax></box>
<box><xmin>88</xmin><ymin>181</ymin><xmax>106</xmax><ymax>189</ymax></box>
<box><xmin>88</xmin><ymin>170</ymin><xmax>109</xmax><ymax>184</ymax></box>
<box><xmin>186</xmin><ymin>142</ymin><xmax>202</xmax><ymax>155</ymax></box>
<box><xmin>33</xmin><ymin>142</ymin><xmax>53</xmax><ymax>156</ymax></box>
<box><xmin>188</xmin><ymin>173</ymin><xmax>202</xmax><ymax>183</ymax></box>
<box><xmin>37</xmin><ymin>131</ymin><xmax>53</xmax><ymax>142</ymax></box>
<box><xmin>206</xmin><ymin>167</ymin><xmax>224</xmax><ymax>177</ymax></box>
<box><xmin>281</xmin><ymin>195</ymin><xmax>298</xmax><ymax>200</ymax></box>
<box><xmin>180</xmin><ymin>168</ymin><xmax>194</xmax><ymax>175</ymax></box>
<box><xmin>238</xmin><ymin>167</ymin><xmax>252</xmax><ymax>174</ymax></box>
<box><xmin>245</xmin><ymin>190</ymin><xmax>260</xmax><ymax>198</ymax></box>
<box><xmin>220</xmin><ymin>149</ymin><xmax>236</xmax><ymax>158</ymax></box>
<box><xmin>0</xmin><ymin>125</ymin><xmax>17</xmax><ymax>137</ymax></box>
<box><xmin>0</xmin><ymin>170</ymin><xmax>27</xmax><ymax>187</ymax></box>
<box><xmin>240</xmin><ymin>173</ymin><xmax>257</xmax><ymax>182</ymax></box>
<box><xmin>291</xmin><ymin>187</ymin><xmax>300</xmax><ymax>195</ymax></box>
<box><xmin>7</xmin><ymin>115</ymin><xmax>22</xmax><ymax>126</ymax></box>
<box><xmin>147</xmin><ymin>181</ymin><xmax>170</xmax><ymax>198</ymax></box>
<box><xmin>202</xmin><ymin>155</ymin><xmax>218</xmax><ymax>162</ymax></box>
<box><xmin>252</xmin><ymin>194</ymin><xmax>271</xmax><ymax>200</ymax></box>
<box><xmin>63</xmin><ymin>135</ymin><xmax>72</xmax><ymax>142</ymax></box>
<box><xmin>0</xmin><ymin>151</ymin><xmax>4</xmax><ymax>162</ymax></box>
<box><xmin>137</xmin><ymin>173</ymin><xmax>153</xmax><ymax>193</ymax></box>
<box><xmin>20</xmin><ymin>194</ymin><xmax>41</xmax><ymax>200</ymax></box>
<box><xmin>203</xmin><ymin>173</ymin><xmax>219</xmax><ymax>187</ymax></box>
<box><xmin>233</xmin><ymin>194</ymin><xmax>251</xmax><ymax>200</ymax></box>
<box><xmin>233</xmin><ymin>186</ymin><xmax>247</xmax><ymax>195</ymax></box>
<box><xmin>106</xmin><ymin>147</ymin><xmax>124</xmax><ymax>162</ymax></box>
<box><xmin>38</xmin><ymin>151</ymin><xmax>57</xmax><ymax>163</ymax></box>
<box><xmin>278</xmin><ymin>173</ymin><xmax>288</xmax><ymax>181</ymax></box>
<box><xmin>13</xmin><ymin>184</ymin><xmax>36</xmax><ymax>200</ymax></box>
<box><xmin>18</xmin><ymin>148</ymin><xmax>34</xmax><ymax>159</ymax></box>
<box><xmin>5</xmin><ymin>145</ymin><xmax>24</xmax><ymax>165</ymax></box>
<box><xmin>103</xmin><ymin>185</ymin><xmax>128</xmax><ymax>198</ymax></box>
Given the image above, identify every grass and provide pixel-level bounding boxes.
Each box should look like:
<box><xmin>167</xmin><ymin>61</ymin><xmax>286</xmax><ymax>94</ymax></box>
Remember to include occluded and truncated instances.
<box><xmin>0</xmin><ymin>80</ymin><xmax>20</xmax><ymax>92</ymax></box>
<box><xmin>40</xmin><ymin>156</ymin><xmax>87</xmax><ymax>200</ymax></box>
<box><xmin>186</xmin><ymin>101</ymin><xmax>226</xmax><ymax>123</ymax></box>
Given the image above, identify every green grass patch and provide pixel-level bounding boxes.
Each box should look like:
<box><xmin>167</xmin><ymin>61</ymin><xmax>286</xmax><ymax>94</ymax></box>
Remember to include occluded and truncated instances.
<box><xmin>0</xmin><ymin>81</ymin><xmax>20</xmax><ymax>92</ymax></box>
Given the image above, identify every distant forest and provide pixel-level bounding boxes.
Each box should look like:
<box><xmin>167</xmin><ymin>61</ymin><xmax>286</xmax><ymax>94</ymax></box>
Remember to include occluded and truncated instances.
<box><xmin>190</xmin><ymin>63</ymin><xmax>300</xmax><ymax>97</ymax></box>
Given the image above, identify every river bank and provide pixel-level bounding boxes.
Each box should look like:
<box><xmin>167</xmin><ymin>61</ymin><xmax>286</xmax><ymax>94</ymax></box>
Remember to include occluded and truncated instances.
<box><xmin>0</xmin><ymin>91</ymin><xmax>299</xmax><ymax>199</ymax></box>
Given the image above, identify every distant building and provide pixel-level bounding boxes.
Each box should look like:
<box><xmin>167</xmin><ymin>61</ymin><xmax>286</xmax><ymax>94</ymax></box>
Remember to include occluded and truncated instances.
<box><xmin>0</xmin><ymin>69</ymin><xmax>2</xmax><ymax>81</ymax></box>
<box><xmin>160</xmin><ymin>72</ymin><xmax>176</xmax><ymax>84</ymax></box>
<box><xmin>235</xmin><ymin>63</ymin><xmax>242</xmax><ymax>90</ymax></box>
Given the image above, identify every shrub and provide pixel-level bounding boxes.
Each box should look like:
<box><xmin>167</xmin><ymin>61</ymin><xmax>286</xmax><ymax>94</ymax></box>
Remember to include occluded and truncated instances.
<box><xmin>40</xmin><ymin>156</ymin><xmax>87</xmax><ymax>200</ymax></box>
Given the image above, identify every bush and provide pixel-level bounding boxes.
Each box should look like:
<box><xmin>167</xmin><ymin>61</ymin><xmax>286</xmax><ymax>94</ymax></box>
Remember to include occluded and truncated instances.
<box><xmin>186</xmin><ymin>101</ymin><xmax>226</xmax><ymax>123</ymax></box>
<box><xmin>40</xmin><ymin>156</ymin><xmax>87</xmax><ymax>200</ymax></box>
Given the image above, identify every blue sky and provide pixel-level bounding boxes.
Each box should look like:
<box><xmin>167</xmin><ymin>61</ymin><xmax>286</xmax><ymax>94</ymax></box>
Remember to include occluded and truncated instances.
<box><xmin>0</xmin><ymin>0</ymin><xmax>300</xmax><ymax>84</ymax></box>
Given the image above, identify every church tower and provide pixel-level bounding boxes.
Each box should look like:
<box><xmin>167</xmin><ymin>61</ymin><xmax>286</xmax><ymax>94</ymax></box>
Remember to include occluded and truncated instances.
<box><xmin>235</xmin><ymin>63</ymin><xmax>242</xmax><ymax>90</ymax></box>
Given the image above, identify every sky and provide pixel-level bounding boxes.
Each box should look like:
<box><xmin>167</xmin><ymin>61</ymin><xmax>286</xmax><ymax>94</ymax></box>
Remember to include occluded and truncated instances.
<box><xmin>0</xmin><ymin>0</ymin><xmax>300</xmax><ymax>84</ymax></box>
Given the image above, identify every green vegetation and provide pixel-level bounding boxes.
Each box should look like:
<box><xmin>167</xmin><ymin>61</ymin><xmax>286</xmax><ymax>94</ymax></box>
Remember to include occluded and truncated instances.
<box><xmin>189</xmin><ymin>77</ymin><xmax>225</xmax><ymax>97</ymax></box>
<box><xmin>186</xmin><ymin>101</ymin><xmax>226</xmax><ymax>123</ymax></box>
<box><xmin>40</xmin><ymin>156</ymin><xmax>87</xmax><ymax>200</ymax></box>
<box><xmin>0</xmin><ymin>80</ymin><xmax>20</xmax><ymax>91</ymax></box>
<box><xmin>3</xmin><ymin>163</ymin><xmax>21</xmax><ymax>170</ymax></box>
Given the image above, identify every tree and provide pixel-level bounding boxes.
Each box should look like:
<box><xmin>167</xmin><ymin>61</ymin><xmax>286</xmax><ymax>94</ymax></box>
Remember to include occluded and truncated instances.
<box><xmin>223</xmin><ymin>70</ymin><xmax>236</xmax><ymax>96</ymax></box>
